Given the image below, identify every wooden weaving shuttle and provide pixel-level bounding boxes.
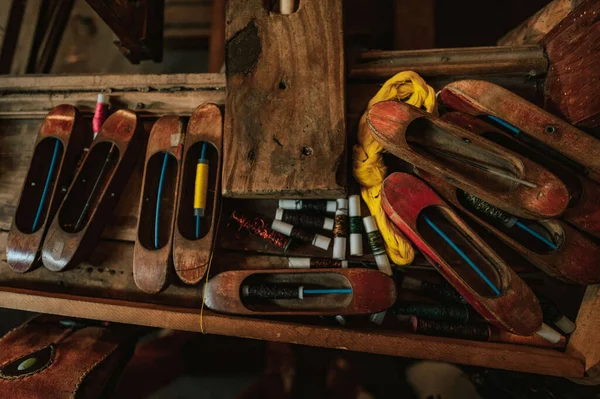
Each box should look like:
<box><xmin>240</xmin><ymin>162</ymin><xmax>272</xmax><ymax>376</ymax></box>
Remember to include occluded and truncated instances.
<box><xmin>415</xmin><ymin>167</ymin><xmax>600</xmax><ymax>285</ymax></box>
<box><xmin>439</xmin><ymin>79</ymin><xmax>600</xmax><ymax>184</ymax></box>
<box><xmin>133</xmin><ymin>115</ymin><xmax>184</xmax><ymax>294</ymax></box>
<box><xmin>7</xmin><ymin>105</ymin><xmax>92</xmax><ymax>273</ymax></box>
<box><xmin>443</xmin><ymin>112</ymin><xmax>600</xmax><ymax>240</ymax></box>
<box><xmin>381</xmin><ymin>172</ymin><xmax>543</xmax><ymax>336</ymax></box>
<box><xmin>173</xmin><ymin>104</ymin><xmax>223</xmax><ymax>285</ymax></box>
<box><xmin>42</xmin><ymin>110</ymin><xmax>143</xmax><ymax>271</ymax></box>
<box><xmin>366</xmin><ymin>100</ymin><xmax>569</xmax><ymax>220</ymax></box>
<box><xmin>204</xmin><ymin>268</ymin><xmax>396</xmax><ymax>316</ymax></box>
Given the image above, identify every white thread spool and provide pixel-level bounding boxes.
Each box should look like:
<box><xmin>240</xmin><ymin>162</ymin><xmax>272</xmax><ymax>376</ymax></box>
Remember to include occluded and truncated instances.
<box><xmin>369</xmin><ymin>310</ymin><xmax>387</xmax><ymax>326</ymax></box>
<box><xmin>553</xmin><ymin>315</ymin><xmax>576</xmax><ymax>334</ymax></box>
<box><xmin>275</xmin><ymin>208</ymin><xmax>335</xmax><ymax>231</ymax></box>
<box><xmin>363</xmin><ymin>216</ymin><xmax>392</xmax><ymax>275</ymax></box>
<box><xmin>287</xmin><ymin>257</ymin><xmax>348</xmax><ymax>268</ymax></box>
<box><xmin>536</xmin><ymin>323</ymin><xmax>562</xmax><ymax>344</ymax></box>
<box><xmin>271</xmin><ymin>220</ymin><xmax>331</xmax><ymax>250</ymax></box>
<box><xmin>333</xmin><ymin>199</ymin><xmax>348</xmax><ymax>260</ymax></box>
<box><xmin>348</xmin><ymin>195</ymin><xmax>363</xmax><ymax>256</ymax></box>
<box><xmin>278</xmin><ymin>199</ymin><xmax>337</xmax><ymax>213</ymax></box>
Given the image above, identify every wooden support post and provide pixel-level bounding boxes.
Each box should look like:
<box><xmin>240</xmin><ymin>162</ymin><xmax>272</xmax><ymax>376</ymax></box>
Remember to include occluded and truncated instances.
<box><xmin>208</xmin><ymin>0</ymin><xmax>225</xmax><ymax>72</ymax></box>
<box><xmin>222</xmin><ymin>0</ymin><xmax>346</xmax><ymax>198</ymax></box>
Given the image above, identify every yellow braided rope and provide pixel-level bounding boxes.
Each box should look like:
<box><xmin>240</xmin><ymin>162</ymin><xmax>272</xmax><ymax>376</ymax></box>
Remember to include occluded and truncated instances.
<box><xmin>353</xmin><ymin>71</ymin><xmax>437</xmax><ymax>266</ymax></box>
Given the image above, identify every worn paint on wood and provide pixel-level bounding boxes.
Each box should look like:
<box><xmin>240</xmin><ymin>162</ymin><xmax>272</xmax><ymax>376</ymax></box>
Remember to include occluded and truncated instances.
<box><xmin>7</xmin><ymin>106</ymin><xmax>91</xmax><ymax>273</ymax></box>
<box><xmin>173</xmin><ymin>104</ymin><xmax>222</xmax><ymax>285</ymax></box>
<box><xmin>204</xmin><ymin>268</ymin><xmax>396</xmax><ymax>316</ymax></box>
<box><xmin>381</xmin><ymin>172</ymin><xmax>543</xmax><ymax>336</ymax></box>
<box><xmin>366</xmin><ymin>100</ymin><xmax>569</xmax><ymax>220</ymax></box>
<box><xmin>41</xmin><ymin>110</ymin><xmax>143</xmax><ymax>271</ymax></box>
<box><xmin>440</xmin><ymin>79</ymin><xmax>600</xmax><ymax>182</ymax></box>
<box><xmin>133</xmin><ymin>115</ymin><xmax>184</xmax><ymax>294</ymax></box>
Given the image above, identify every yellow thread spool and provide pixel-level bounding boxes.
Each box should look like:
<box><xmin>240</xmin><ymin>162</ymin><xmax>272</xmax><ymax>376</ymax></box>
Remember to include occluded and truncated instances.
<box><xmin>194</xmin><ymin>159</ymin><xmax>209</xmax><ymax>216</ymax></box>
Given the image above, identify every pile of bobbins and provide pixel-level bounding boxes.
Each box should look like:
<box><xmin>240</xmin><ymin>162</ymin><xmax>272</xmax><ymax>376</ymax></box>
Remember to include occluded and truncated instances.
<box><xmin>271</xmin><ymin>196</ymin><xmax>392</xmax><ymax>276</ymax></box>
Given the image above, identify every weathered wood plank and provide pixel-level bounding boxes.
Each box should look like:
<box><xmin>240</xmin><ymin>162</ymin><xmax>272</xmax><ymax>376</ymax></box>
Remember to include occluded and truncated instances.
<box><xmin>567</xmin><ymin>285</ymin><xmax>600</xmax><ymax>384</ymax></box>
<box><xmin>0</xmin><ymin>286</ymin><xmax>585</xmax><ymax>378</ymax></box>
<box><xmin>349</xmin><ymin>46</ymin><xmax>548</xmax><ymax>80</ymax></box>
<box><xmin>0</xmin><ymin>73</ymin><xmax>225</xmax><ymax>92</ymax></box>
<box><xmin>542</xmin><ymin>0</ymin><xmax>600</xmax><ymax>128</ymax></box>
<box><xmin>0</xmin><ymin>230</ymin><xmax>202</xmax><ymax>307</ymax></box>
<box><xmin>222</xmin><ymin>0</ymin><xmax>346</xmax><ymax>198</ymax></box>
<box><xmin>498</xmin><ymin>0</ymin><xmax>584</xmax><ymax>46</ymax></box>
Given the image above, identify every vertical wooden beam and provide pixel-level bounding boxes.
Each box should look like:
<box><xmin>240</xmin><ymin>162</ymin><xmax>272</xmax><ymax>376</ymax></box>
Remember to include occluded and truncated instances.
<box><xmin>222</xmin><ymin>0</ymin><xmax>346</xmax><ymax>198</ymax></box>
<box><xmin>208</xmin><ymin>0</ymin><xmax>225</xmax><ymax>72</ymax></box>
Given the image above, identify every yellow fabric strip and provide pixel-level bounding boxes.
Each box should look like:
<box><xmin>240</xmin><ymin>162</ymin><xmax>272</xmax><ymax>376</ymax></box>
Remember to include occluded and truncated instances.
<box><xmin>352</xmin><ymin>71</ymin><xmax>437</xmax><ymax>266</ymax></box>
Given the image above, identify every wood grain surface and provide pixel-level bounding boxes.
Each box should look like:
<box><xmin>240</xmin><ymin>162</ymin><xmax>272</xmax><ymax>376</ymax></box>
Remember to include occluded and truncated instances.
<box><xmin>366</xmin><ymin>100</ymin><xmax>570</xmax><ymax>220</ymax></box>
<box><xmin>0</xmin><ymin>70</ymin><xmax>597</xmax><ymax>378</ymax></box>
<box><xmin>381</xmin><ymin>172</ymin><xmax>543</xmax><ymax>336</ymax></box>
<box><xmin>498</xmin><ymin>0</ymin><xmax>584</xmax><ymax>46</ymax></box>
<box><xmin>223</xmin><ymin>0</ymin><xmax>346</xmax><ymax>198</ymax></box>
<box><xmin>173</xmin><ymin>104</ymin><xmax>222</xmax><ymax>284</ymax></box>
<box><xmin>350</xmin><ymin>46</ymin><xmax>548</xmax><ymax>80</ymax></box>
<box><xmin>440</xmin><ymin>79</ymin><xmax>600</xmax><ymax>184</ymax></box>
<box><xmin>568</xmin><ymin>285</ymin><xmax>600</xmax><ymax>384</ymax></box>
<box><xmin>542</xmin><ymin>0</ymin><xmax>600</xmax><ymax>128</ymax></box>
<box><xmin>133</xmin><ymin>115</ymin><xmax>184</xmax><ymax>294</ymax></box>
<box><xmin>204</xmin><ymin>268</ymin><xmax>396</xmax><ymax>316</ymax></box>
<box><xmin>0</xmin><ymin>287</ymin><xmax>585</xmax><ymax>378</ymax></box>
<box><xmin>41</xmin><ymin>110</ymin><xmax>143</xmax><ymax>271</ymax></box>
<box><xmin>6</xmin><ymin>105</ymin><xmax>91</xmax><ymax>273</ymax></box>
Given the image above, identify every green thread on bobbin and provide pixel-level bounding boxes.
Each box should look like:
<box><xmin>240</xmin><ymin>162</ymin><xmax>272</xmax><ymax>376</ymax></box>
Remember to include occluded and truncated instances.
<box><xmin>415</xmin><ymin>319</ymin><xmax>490</xmax><ymax>341</ymax></box>
<box><xmin>394</xmin><ymin>302</ymin><xmax>469</xmax><ymax>324</ymax></box>
<box><xmin>420</xmin><ymin>280</ymin><xmax>467</xmax><ymax>304</ymax></box>
<box><xmin>367</xmin><ymin>230</ymin><xmax>385</xmax><ymax>256</ymax></box>
<box><xmin>349</xmin><ymin>216</ymin><xmax>363</xmax><ymax>234</ymax></box>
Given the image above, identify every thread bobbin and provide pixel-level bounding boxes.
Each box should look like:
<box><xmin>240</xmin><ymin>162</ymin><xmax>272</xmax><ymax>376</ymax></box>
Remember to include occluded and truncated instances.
<box><xmin>333</xmin><ymin>199</ymin><xmax>348</xmax><ymax>260</ymax></box>
<box><xmin>275</xmin><ymin>208</ymin><xmax>334</xmax><ymax>231</ymax></box>
<box><xmin>287</xmin><ymin>257</ymin><xmax>348</xmax><ymax>268</ymax></box>
<box><xmin>278</xmin><ymin>199</ymin><xmax>337</xmax><ymax>214</ymax></box>
<box><xmin>271</xmin><ymin>220</ymin><xmax>331</xmax><ymax>250</ymax></box>
<box><xmin>363</xmin><ymin>216</ymin><xmax>392</xmax><ymax>275</ymax></box>
<box><xmin>348</xmin><ymin>195</ymin><xmax>363</xmax><ymax>256</ymax></box>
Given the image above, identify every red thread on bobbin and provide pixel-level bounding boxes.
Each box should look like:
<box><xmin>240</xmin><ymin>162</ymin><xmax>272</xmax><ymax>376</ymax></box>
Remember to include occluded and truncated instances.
<box><xmin>93</xmin><ymin>94</ymin><xmax>110</xmax><ymax>135</ymax></box>
<box><xmin>232</xmin><ymin>211</ymin><xmax>291</xmax><ymax>250</ymax></box>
